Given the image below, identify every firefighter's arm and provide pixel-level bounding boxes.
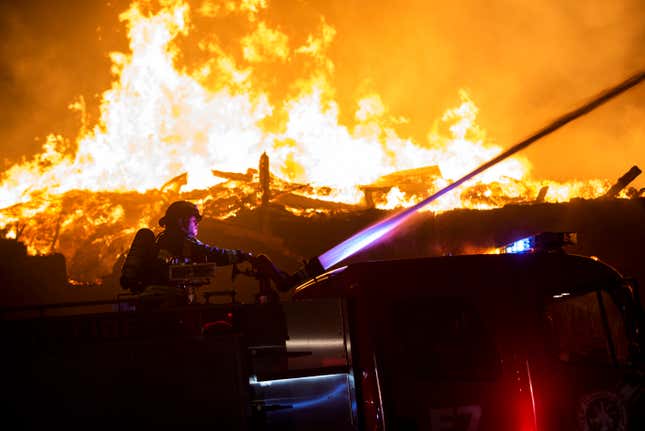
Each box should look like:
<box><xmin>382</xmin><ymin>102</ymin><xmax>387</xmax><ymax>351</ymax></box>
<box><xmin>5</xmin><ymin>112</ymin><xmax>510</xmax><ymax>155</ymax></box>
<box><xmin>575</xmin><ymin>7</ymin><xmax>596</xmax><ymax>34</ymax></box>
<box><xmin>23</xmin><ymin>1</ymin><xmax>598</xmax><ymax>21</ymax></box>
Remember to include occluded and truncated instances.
<box><xmin>191</xmin><ymin>239</ymin><xmax>251</xmax><ymax>265</ymax></box>
<box><xmin>246</xmin><ymin>255</ymin><xmax>325</xmax><ymax>292</ymax></box>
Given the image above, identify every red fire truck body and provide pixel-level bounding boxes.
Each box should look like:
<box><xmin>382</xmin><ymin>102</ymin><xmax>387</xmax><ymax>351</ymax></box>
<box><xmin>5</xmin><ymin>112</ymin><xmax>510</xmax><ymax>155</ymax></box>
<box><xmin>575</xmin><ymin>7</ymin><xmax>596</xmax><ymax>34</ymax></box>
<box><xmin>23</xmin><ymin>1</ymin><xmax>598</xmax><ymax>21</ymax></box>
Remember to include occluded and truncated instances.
<box><xmin>2</xmin><ymin>250</ymin><xmax>644</xmax><ymax>430</ymax></box>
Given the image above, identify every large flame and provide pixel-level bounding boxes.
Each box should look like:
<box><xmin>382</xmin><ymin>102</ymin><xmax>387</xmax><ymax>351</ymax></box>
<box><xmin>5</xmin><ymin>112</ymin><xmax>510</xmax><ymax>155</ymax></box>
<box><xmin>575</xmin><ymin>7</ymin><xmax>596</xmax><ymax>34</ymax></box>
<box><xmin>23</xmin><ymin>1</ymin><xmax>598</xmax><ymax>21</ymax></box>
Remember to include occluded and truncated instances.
<box><xmin>0</xmin><ymin>0</ymin><xmax>623</xmax><ymax>281</ymax></box>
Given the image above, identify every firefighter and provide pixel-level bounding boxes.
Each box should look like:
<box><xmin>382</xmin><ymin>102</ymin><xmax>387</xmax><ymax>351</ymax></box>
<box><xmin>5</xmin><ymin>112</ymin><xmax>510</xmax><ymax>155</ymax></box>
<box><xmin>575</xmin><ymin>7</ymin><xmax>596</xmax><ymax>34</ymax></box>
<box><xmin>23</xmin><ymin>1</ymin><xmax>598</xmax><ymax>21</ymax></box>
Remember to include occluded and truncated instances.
<box><xmin>152</xmin><ymin>200</ymin><xmax>288</xmax><ymax>304</ymax></box>
<box><xmin>156</xmin><ymin>200</ymin><xmax>252</xmax><ymax>266</ymax></box>
<box><xmin>121</xmin><ymin>200</ymin><xmax>290</xmax><ymax>304</ymax></box>
<box><xmin>124</xmin><ymin>200</ymin><xmax>254</xmax><ymax>305</ymax></box>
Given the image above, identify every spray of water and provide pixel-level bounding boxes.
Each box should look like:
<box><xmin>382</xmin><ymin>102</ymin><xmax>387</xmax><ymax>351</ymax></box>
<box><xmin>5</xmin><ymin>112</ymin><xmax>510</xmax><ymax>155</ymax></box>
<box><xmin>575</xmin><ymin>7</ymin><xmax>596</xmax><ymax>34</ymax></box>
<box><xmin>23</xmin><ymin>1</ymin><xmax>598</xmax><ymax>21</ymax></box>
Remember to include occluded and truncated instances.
<box><xmin>318</xmin><ymin>70</ymin><xmax>645</xmax><ymax>270</ymax></box>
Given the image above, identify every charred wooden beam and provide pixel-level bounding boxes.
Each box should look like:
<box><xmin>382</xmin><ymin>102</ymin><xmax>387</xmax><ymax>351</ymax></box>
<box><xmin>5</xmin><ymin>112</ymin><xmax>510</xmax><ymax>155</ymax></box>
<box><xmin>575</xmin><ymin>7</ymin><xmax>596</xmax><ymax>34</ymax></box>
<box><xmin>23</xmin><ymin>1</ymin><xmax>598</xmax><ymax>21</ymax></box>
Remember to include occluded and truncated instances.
<box><xmin>603</xmin><ymin>165</ymin><xmax>642</xmax><ymax>198</ymax></box>
<box><xmin>211</xmin><ymin>169</ymin><xmax>254</xmax><ymax>182</ymax></box>
<box><xmin>270</xmin><ymin>184</ymin><xmax>309</xmax><ymax>200</ymax></box>
<box><xmin>161</xmin><ymin>172</ymin><xmax>187</xmax><ymax>192</ymax></box>
<box><xmin>49</xmin><ymin>213</ymin><xmax>63</xmax><ymax>253</ymax></box>
<box><xmin>536</xmin><ymin>186</ymin><xmax>549</xmax><ymax>203</ymax></box>
<box><xmin>360</xmin><ymin>186</ymin><xmax>392</xmax><ymax>208</ymax></box>
<box><xmin>259</xmin><ymin>152</ymin><xmax>270</xmax><ymax>207</ymax></box>
<box><xmin>273</xmin><ymin>193</ymin><xmax>360</xmax><ymax>212</ymax></box>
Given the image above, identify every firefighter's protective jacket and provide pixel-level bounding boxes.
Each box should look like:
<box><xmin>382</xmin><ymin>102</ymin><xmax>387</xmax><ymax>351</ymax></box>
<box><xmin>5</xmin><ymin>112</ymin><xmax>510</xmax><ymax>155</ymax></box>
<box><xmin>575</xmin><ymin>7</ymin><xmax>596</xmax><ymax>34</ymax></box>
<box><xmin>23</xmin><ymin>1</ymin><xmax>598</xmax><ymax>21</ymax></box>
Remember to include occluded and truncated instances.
<box><xmin>156</xmin><ymin>230</ymin><xmax>247</xmax><ymax>266</ymax></box>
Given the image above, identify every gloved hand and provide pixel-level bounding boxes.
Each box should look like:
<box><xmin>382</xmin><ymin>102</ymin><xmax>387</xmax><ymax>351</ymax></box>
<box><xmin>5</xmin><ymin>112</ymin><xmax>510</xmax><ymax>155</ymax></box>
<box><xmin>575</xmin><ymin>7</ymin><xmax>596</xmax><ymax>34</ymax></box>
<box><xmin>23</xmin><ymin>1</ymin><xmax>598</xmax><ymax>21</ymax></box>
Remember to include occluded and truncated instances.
<box><xmin>248</xmin><ymin>254</ymin><xmax>289</xmax><ymax>288</ymax></box>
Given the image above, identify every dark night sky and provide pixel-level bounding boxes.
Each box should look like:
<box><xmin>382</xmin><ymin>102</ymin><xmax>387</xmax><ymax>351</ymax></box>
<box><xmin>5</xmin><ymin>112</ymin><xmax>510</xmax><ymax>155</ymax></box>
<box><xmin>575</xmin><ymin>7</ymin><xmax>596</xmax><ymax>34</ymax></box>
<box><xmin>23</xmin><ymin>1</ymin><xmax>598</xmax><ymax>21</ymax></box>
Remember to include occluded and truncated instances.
<box><xmin>1</xmin><ymin>0</ymin><xmax>644</xmax><ymax>186</ymax></box>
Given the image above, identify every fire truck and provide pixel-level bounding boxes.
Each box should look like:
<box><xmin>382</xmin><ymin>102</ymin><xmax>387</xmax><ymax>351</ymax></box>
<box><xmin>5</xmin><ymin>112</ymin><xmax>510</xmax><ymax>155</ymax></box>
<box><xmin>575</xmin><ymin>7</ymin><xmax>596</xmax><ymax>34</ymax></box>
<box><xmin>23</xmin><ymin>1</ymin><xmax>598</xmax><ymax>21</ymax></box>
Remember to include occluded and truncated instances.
<box><xmin>1</xmin><ymin>232</ymin><xmax>644</xmax><ymax>430</ymax></box>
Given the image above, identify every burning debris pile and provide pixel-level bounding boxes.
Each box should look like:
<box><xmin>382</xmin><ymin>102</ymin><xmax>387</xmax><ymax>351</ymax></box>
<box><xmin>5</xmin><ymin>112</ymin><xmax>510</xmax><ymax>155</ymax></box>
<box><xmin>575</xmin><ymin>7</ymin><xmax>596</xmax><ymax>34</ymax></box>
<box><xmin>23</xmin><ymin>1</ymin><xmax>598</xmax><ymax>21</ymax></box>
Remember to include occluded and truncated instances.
<box><xmin>0</xmin><ymin>157</ymin><xmax>641</xmax><ymax>288</ymax></box>
<box><xmin>0</xmin><ymin>1</ymin><xmax>643</xmax><ymax>301</ymax></box>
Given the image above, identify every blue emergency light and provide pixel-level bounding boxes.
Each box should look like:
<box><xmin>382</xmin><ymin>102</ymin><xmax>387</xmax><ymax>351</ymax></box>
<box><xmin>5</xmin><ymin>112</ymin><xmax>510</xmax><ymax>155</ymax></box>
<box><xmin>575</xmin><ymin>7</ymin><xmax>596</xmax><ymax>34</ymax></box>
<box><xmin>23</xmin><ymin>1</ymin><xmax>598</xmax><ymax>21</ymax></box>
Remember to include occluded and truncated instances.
<box><xmin>498</xmin><ymin>232</ymin><xmax>577</xmax><ymax>254</ymax></box>
<box><xmin>502</xmin><ymin>237</ymin><xmax>534</xmax><ymax>254</ymax></box>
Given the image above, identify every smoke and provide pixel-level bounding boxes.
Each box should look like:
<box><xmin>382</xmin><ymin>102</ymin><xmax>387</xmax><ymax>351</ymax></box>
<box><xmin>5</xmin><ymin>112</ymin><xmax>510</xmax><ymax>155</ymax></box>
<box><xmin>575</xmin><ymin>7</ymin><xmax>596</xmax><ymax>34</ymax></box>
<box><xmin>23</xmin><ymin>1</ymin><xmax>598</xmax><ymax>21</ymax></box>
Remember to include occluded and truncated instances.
<box><xmin>315</xmin><ymin>0</ymin><xmax>645</xmax><ymax>186</ymax></box>
<box><xmin>0</xmin><ymin>0</ymin><xmax>127</xmax><ymax>165</ymax></box>
<box><xmin>1</xmin><ymin>0</ymin><xmax>643</xmax><ymax>187</ymax></box>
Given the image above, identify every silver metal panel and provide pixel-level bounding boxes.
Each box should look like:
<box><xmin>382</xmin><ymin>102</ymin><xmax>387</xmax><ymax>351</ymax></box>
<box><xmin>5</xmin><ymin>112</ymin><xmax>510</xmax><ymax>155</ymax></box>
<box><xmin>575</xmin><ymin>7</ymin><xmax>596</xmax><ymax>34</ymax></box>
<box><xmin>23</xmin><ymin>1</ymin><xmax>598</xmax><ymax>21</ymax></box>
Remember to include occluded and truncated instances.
<box><xmin>282</xmin><ymin>298</ymin><xmax>348</xmax><ymax>372</ymax></box>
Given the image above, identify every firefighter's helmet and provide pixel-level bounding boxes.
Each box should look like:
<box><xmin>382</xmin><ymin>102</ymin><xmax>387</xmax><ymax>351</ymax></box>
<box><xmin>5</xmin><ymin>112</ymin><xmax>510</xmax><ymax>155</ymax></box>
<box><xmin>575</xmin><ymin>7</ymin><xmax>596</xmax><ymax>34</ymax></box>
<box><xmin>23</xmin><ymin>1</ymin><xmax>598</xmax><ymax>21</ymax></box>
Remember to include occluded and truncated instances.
<box><xmin>159</xmin><ymin>200</ymin><xmax>203</xmax><ymax>227</ymax></box>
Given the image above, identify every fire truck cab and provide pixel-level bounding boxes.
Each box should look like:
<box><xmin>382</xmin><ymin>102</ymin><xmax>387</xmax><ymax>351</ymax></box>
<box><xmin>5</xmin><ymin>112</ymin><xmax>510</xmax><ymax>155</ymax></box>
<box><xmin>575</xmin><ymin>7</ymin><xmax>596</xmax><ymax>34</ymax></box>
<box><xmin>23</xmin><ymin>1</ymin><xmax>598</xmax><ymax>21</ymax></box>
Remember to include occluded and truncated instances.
<box><xmin>2</xmin><ymin>234</ymin><xmax>644</xmax><ymax>430</ymax></box>
<box><xmin>288</xmin><ymin>237</ymin><xmax>645</xmax><ymax>430</ymax></box>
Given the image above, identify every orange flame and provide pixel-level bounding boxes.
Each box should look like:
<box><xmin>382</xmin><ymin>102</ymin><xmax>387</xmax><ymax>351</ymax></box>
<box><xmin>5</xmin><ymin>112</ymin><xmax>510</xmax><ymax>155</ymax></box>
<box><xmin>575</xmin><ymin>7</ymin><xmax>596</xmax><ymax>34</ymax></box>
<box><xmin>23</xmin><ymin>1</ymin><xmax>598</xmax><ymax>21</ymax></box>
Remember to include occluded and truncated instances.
<box><xmin>0</xmin><ymin>0</ymin><xmax>620</xmax><ymax>279</ymax></box>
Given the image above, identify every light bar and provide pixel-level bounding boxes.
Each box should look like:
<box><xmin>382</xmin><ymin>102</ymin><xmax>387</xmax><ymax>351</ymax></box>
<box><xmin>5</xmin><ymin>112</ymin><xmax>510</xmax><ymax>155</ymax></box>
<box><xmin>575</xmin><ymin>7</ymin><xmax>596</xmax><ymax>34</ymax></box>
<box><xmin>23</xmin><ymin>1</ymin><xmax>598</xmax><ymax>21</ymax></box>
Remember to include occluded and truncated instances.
<box><xmin>501</xmin><ymin>237</ymin><xmax>535</xmax><ymax>254</ymax></box>
<box><xmin>497</xmin><ymin>232</ymin><xmax>577</xmax><ymax>254</ymax></box>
